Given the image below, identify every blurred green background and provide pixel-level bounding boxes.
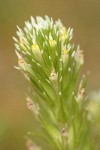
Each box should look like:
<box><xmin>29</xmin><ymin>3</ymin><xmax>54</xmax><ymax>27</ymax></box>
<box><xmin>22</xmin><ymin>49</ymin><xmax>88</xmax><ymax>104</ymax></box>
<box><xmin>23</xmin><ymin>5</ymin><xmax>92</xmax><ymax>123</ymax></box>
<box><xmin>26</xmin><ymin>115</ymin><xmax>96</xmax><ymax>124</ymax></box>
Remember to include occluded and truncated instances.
<box><xmin>0</xmin><ymin>0</ymin><xmax>100</xmax><ymax>149</ymax></box>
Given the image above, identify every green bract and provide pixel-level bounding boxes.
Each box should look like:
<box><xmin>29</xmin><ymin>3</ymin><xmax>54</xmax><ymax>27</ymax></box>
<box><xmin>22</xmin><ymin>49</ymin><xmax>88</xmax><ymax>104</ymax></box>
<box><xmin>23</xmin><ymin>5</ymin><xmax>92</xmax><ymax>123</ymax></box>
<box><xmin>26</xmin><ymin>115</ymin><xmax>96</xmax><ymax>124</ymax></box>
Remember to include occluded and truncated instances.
<box><xmin>14</xmin><ymin>16</ymin><xmax>91</xmax><ymax>150</ymax></box>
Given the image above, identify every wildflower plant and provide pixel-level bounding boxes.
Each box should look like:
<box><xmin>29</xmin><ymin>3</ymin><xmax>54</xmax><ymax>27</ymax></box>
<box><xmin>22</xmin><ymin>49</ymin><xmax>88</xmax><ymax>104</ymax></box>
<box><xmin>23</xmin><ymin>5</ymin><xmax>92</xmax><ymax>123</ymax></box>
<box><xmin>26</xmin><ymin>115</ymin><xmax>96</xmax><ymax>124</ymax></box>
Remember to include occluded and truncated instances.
<box><xmin>14</xmin><ymin>16</ymin><xmax>92</xmax><ymax>150</ymax></box>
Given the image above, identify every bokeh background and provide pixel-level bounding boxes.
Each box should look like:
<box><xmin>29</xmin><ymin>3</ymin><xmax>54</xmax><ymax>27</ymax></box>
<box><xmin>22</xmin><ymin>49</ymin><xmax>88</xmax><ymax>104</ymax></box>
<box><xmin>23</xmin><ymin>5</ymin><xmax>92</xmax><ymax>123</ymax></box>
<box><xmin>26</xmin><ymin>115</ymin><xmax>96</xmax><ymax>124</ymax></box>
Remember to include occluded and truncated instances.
<box><xmin>0</xmin><ymin>0</ymin><xmax>100</xmax><ymax>149</ymax></box>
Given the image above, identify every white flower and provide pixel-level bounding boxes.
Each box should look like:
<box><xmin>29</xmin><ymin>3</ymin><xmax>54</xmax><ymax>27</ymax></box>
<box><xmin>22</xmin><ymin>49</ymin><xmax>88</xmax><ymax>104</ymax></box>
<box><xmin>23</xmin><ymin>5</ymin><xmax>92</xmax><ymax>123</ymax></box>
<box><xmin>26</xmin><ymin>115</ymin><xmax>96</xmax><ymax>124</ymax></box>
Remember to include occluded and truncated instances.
<box><xmin>48</xmin><ymin>33</ymin><xmax>56</xmax><ymax>48</ymax></box>
<box><xmin>74</xmin><ymin>45</ymin><xmax>84</xmax><ymax>65</ymax></box>
<box><xmin>49</xmin><ymin>67</ymin><xmax>57</xmax><ymax>81</ymax></box>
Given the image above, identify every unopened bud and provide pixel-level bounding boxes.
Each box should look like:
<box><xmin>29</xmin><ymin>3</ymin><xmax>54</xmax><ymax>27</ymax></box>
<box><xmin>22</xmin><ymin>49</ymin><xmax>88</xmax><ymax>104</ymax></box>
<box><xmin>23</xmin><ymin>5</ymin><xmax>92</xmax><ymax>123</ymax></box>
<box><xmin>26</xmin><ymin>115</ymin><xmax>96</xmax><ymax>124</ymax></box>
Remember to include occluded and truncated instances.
<box><xmin>26</xmin><ymin>97</ymin><xmax>39</xmax><ymax>117</ymax></box>
<box><xmin>74</xmin><ymin>46</ymin><xmax>84</xmax><ymax>65</ymax></box>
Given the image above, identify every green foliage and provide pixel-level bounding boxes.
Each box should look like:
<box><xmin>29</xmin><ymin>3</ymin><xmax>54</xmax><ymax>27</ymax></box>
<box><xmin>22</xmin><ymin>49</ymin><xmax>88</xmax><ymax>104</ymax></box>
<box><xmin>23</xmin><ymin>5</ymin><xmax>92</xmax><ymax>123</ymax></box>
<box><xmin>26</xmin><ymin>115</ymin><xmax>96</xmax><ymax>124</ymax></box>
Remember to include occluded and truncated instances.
<box><xmin>14</xmin><ymin>16</ymin><xmax>92</xmax><ymax>150</ymax></box>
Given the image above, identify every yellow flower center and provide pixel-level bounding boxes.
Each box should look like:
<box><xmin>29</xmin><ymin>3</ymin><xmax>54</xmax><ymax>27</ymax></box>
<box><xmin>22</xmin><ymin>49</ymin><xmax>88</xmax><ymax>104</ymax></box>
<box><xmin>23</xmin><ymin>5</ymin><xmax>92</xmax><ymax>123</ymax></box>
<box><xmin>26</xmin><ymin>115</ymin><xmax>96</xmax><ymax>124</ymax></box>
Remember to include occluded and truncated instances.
<box><xmin>31</xmin><ymin>44</ymin><xmax>39</xmax><ymax>51</ymax></box>
<box><xmin>62</xmin><ymin>49</ymin><xmax>68</xmax><ymax>55</ymax></box>
<box><xmin>49</xmin><ymin>39</ymin><xmax>56</xmax><ymax>47</ymax></box>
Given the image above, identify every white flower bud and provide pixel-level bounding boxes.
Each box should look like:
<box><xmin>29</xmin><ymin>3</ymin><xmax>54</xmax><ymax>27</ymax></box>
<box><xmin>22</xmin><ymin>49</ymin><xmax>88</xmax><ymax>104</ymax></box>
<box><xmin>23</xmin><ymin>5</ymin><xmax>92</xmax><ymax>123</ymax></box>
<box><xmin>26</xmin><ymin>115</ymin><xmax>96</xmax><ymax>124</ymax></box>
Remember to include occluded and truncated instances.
<box><xmin>49</xmin><ymin>67</ymin><xmax>57</xmax><ymax>81</ymax></box>
<box><xmin>74</xmin><ymin>46</ymin><xmax>84</xmax><ymax>65</ymax></box>
<box><xmin>26</xmin><ymin>97</ymin><xmax>39</xmax><ymax>117</ymax></box>
<box><xmin>15</xmin><ymin>51</ymin><xmax>26</xmax><ymax>71</ymax></box>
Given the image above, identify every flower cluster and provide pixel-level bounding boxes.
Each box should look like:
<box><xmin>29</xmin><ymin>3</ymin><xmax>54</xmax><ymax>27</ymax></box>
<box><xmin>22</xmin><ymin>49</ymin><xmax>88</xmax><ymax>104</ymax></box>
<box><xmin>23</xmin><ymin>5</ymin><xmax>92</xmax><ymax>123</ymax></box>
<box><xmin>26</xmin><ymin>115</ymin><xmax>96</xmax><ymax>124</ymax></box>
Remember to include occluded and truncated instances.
<box><xmin>14</xmin><ymin>16</ymin><xmax>91</xmax><ymax>150</ymax></box>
